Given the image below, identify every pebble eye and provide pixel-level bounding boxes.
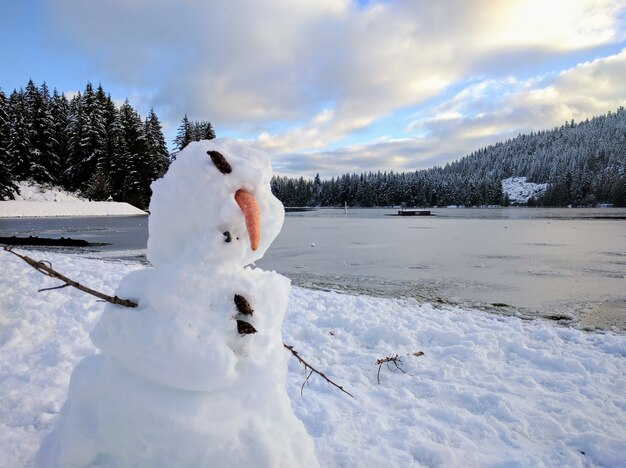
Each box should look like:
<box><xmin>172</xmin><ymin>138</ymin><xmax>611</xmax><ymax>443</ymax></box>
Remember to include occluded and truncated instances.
<box><xmin>208</xmin><ymin>151</ymin><xmax>232</xmax><ymax>174</ymax></box>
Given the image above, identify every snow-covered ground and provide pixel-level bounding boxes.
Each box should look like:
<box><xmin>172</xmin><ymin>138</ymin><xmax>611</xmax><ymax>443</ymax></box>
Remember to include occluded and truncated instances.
<box><xmin>1</xmin><ymin>250</ymin><xmax>624</xmax><ymax>467</ymax></box>
<box><xmin>10</xmin><ymin>181</ymin><xmax>86</xmax><ymax>202</ymax></box>
<box><xmin>0</xmin><ymin>181</ymin><xmax>146</xmax><ymax>217</ymax></box>
<box><xmin>502</xmin><ymin>177</ymin><xmax>548</xmax><ymax>204</ymax></box>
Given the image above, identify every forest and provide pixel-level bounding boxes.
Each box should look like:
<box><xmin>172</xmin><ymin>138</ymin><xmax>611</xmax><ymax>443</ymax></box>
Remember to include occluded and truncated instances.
<box><xmin>271</xmin><ymin>107</ymin><xmax>626</xmax><ymax>207</ymax></box>
<box><xmin>0</xmin><ymin>80</ymin><xmax>173</xmax><ymax>208</ymax></box>
<box><xmin>2</xmin><ymin>80</ymin><xmax>625</xmax><ymax>208</ymax></box>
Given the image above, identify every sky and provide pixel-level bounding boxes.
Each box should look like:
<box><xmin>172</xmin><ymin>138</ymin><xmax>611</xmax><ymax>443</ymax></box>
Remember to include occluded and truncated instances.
<box><xmin>2</xmin><ymin>0</ymin><xmax>626</xmax><ymax>178</ymax></box>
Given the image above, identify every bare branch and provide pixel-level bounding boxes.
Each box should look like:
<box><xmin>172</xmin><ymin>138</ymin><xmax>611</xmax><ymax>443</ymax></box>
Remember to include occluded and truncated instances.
<box><xmin>3</xmin><ymin>246</ymin><xmax>138</xmax><ymax>308</ymax></box>
<box><xmin>301</xmin><ymin>370</ymin><xmax>313</xmax><ymax>396</ymax></box>
<box><xmin>284</xmin><ymin>344</ymin><xmax>355</xmax><ymax>399</ymax></box>
<box><xmin>38</xmin><ymin>283</ymin><xmax>70</xmax><ymax>292</ymax></box>
<box><xmin>375</xmin><ymin>352</ymin><xmax>424</xmax><ymax>384</ymax></box>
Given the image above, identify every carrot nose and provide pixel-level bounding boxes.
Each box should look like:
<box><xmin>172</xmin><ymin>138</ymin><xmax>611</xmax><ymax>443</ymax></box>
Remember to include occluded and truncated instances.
<box><xmin>234</xmin><ymin>190</ymin><xmax>260</xmax><ymax>251</ymax></box>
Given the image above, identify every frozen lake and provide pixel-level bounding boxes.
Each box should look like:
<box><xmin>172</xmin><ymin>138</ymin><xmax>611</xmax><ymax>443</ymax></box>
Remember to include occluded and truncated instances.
<box><xmin>261</xmin><ymin>208</ymin><xmax>626</xmax><ymax>331</ymax></box>
<box><xmin>1</xmin><ymin>207</ymin><xmax>625</xmax><ymax>330</ymax></box>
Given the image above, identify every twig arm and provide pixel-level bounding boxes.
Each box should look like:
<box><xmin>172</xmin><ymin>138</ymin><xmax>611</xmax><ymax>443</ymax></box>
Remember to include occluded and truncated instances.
<box><xmin>3</xmin><ymin>246</ymin><xmax>138</xmax><ymax>308</ymax></box>
<box><xmin>284</xmin><ymin>343</ymin><xmax>354</xmax><ymax>398</ymax></box>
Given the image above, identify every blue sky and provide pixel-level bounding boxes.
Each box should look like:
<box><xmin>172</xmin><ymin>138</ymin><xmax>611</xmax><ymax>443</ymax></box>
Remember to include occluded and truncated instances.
<box><xmin>2</xmin><ymin>0</ymin><xmax>626</xmax><ymax>178</ymax></box>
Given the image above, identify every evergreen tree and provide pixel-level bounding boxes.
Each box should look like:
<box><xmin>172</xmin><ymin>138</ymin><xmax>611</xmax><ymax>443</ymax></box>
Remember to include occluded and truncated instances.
<box><xmin>89</xmin><ymin>86</ymin><xmax>119</xmax><ymax>199</ymax></box>
<box><xmin>0</xmin><ymin>89</ymin><xmax>17</xmax><ymax>199</ymax></box>
<box><xmin>173</xmin><ymin>114</ymin><xmax>192</xmax><ymax>154</ymax></box>
<box><xmin>81</xmin><ymin>83</ymin><xmax>106</xmax><ymax>187</ymax></box>
<box><xmin>49</xmin><ymin>89</ymin><xmax>70</xmax><ymax>183</ymax></box>
<box><xmin>7</xmin><ymin>90</ymin><xmax>31</xmax><ymax>180</ymax></box>
<box><xmin>113</xmin><ymin>100</ymin><xmax>150</xmax><ymax>208</ymax></box>
<box><xmin>173</xmin><ymin>115</ymin><xmax>216</xmax><ymax>156</ymax></box>
<box><xmin>65</xmin><ymin>83</ymin><xmax>108</xmax><ymax>191</ymax></box>
<box><xmin>144</xmin><ymin>108</ymin><xmax>170</xmax><ymax>180</ymax></box>
<box><xmin>65</xmin><ymin>92</ymin><xmax>87</xmax><ymax>189</ymax></box>
<box><xmin>312</xmin><ymin>173</ymin><xmax>322</xmax><ymax>206</ymax></box>
<box><xmin>191</xmin><ymin>120</ymin><xmax>216</xmax><ymax>141</ymax></box>
<box><xmin>25</xmin><ymin>81</ymin><xmax>59</xmax><ymax>183</ymax></box>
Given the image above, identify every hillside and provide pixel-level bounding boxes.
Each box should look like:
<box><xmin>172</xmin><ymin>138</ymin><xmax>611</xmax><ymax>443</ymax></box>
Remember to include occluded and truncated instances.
<box><xmin>272</xmin><ymin>107</ymin><xmax>626</xmax><ymax>207</ymax></box>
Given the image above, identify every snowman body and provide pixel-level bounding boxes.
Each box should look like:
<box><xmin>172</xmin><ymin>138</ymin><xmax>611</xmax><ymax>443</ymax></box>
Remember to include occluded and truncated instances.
<box><xmin>37</xmin><ymin>139</ymin><xmax>319</xmax><ymax>467</ymax></box>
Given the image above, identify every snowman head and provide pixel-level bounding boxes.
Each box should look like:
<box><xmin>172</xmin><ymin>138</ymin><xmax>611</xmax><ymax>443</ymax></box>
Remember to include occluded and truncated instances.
<box><xmin>146</xmin><ymin>138</ymin><xmax>284</xmax><ymax>269</ymax></box>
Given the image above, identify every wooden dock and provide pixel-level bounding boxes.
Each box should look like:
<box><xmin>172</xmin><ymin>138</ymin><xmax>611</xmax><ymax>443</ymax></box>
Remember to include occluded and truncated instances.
<box><xmin>397</xmin><ymin>209</ymin><xmax>431</xmax><ymax>216</ymax></box>
<box><xmin>284</xmin><ymin>207</ymin><xmax>318</xmax><ymax>213</ymax></box>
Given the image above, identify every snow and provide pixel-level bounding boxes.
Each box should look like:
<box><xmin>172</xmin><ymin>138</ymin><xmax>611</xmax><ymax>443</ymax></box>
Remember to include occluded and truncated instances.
<box><xmin>2</xmin><ymin>148</ymin><xmax>625</xmax><ymax>466</ymax></box>
<box><xmin>0</xmin><ymin>201</ymin><xmax>147</xmax><ymax>218</ymax></box>
<box><xmin>1</xmin><ymin>250</ymin><xmax>625</xmax><ymax>467</ymax></box>
<box><xmin>0</xmin><ymin>181</ymin><xmax>146</xmax><ymax>217</ymax></box>
<box><xmin>502</xmin><ymin>177</ymin><xmax>548</xmax><ymax>204</ymax></box>
<box><xmin>10</xmin><ymin>181</ymin><xmax>85</xmax><ymax>202</ymax></box>
<box><xmin>35</xmin><ymin>139</ymin><xmax>318</xmax><ymax>467</ymax></box>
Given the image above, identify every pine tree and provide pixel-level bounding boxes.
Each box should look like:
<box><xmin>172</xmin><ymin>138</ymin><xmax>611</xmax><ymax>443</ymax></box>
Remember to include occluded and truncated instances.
<box><xmin>83</xmin><ymin>85</ymin><xmax>118</xmax><ymax>200</ymax></box>
<box><xmin>173</xmin><ymin>114</ymin><xmax>192</xmax><ymax>155</ymax></box>
<box><xmin>65</xmin><ymin>92</ymin><xmax>87</xmax><ymax>189</ymax></box>
<box><xmin>312</xmin><ymin>173</ymin><xmax>322</xmax><ymax>206</ymax></box>
<box><xmin>81</xmin><ymin>83</ymin><xmax>106</xmax><ymax>187</ymax></box>
<box><xmin>93</xmin><ymin>86</ymin><xmax>120</xmax><ymax>199</ymax></box>
<box><xmin>7</xmin><ymin>90</ymin><xmax>31</xmax><ymax>180</ymax></box>
<box><xmin>109</xmin><ymin>108</ymin><xmax>130</xmax><ymax>201</ymax></box>
<box><xmin>25</xmin><ymin>81</ymin><xmax>59</xmax><ymax>183</ymax></box>
<box><xmin>64</xmin><ymin>83</ymin><xmax>108</xmax><ymax>191</ymax></box>
<box><xmin>190</xmin><ymin>121</ymin><xmax>216</xmax><ymax>141</ymax></box>
<box><xmin>173</xmin><ymin>116</ymin><xmax>216</xmax><ymax>156</ymax></box>
<box><xmin>144</xmin><ymin>108</ymin><xmax>170</xmax><ymax>180</ymax></box>
<box><xmin>0</xmin><ymin>89</ymin><xmax>17</xmax><ymax>199</ymax></box>
<box><xmin>49</xmin><ymin>89</ymin><xmax>70</xmax><ymax>184</ymax></box>
<box><xmin>113</xmin><ymin>100</ymin><xmax>150</xmax><ymax>208</ymax></box>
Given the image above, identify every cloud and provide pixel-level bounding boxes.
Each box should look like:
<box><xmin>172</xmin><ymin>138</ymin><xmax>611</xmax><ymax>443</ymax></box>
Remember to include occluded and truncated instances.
<box><xmin>274</xmin><ymin>48</ymin><xmax>626</xmax><ymax>178</ymax></box>
<box><xmin>43</xmin><ymin>0</ymin><xmax>626</xmax><ymax>177</ymax></box>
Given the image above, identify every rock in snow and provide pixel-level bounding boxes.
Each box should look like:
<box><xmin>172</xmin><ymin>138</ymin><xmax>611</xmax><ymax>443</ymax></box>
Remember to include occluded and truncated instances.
<box><xmin>36</xmin><ymin>139</ymin><xmax>319</xmax><ymax>467</ymax></box>
<box><xmin>501</xmin><ymin>177</ymin><xmax>548</xmax><ymax>204</ymax></box>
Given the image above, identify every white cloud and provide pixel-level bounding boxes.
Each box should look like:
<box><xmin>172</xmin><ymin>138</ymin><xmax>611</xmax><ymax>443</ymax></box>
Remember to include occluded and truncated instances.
<box><xmin>44</xmin><ymin>0</ymin><xmax>626</xmax><ymax>177</ymax></box>
<box><xmin>274</xmin><ymin>48</ymin><xmax>626</xmax><ymax>178</ymax></box>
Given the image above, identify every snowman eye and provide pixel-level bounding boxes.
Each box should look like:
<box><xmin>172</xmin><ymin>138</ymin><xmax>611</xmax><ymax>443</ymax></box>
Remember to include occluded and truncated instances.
<box><xmin>208</xmin><ymin>151</ymin><xmax>232</xmax><ymax>174</ymax></box>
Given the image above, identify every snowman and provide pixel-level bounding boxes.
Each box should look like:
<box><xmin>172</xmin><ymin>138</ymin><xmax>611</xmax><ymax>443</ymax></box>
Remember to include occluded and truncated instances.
<box><xmin>37</xmin><ymin>139</ymin><xmax>320</xmax><ymax>467</ymax></box>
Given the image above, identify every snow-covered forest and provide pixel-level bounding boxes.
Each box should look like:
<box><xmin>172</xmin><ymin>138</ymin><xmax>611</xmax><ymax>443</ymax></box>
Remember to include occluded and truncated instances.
<box><xmin>3</xmin><ymin>80</ymin><xmax>625</xmax><ymax>209</ymax></box>
<box><xmin>0</xmin><ymin>81</ymin><xmax>171</xmax><ymax>208</ymax></box>
<box><xmin>271</xmin><ymin>108</ymin><xmax>626</xmax><ymax>207</ymax></box>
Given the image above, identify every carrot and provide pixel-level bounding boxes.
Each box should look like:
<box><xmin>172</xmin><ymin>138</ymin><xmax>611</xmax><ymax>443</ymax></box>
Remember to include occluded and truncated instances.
<box><xmin>235</xmin><ymin>190</ymin><xmax>260</xmax><ymax>251</ymax></box>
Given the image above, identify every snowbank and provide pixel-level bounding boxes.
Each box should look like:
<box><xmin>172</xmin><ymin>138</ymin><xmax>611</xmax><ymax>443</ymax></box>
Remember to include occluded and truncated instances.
<box><xmin>11</xmin><ymin>181</ymin><xmax>86</xmax><ymax>203</ymax></box>
<box><xmin>0</xmin><ymin>201</ymin><xmax>147</xmax><ymax>218</ymax></box>
<box><xmin>502</xmin><ymin>177</ymin><xmax>548</xmax><ymax>204</ymax></box>
<box><xmin>0</xmin><ymin>181</ymin><xmax>146</xmax><ymax>217</ymax></box>
<box><xmin>1</xmin><ymin>251</ymin><xmax>624</xmax><ymax>467</ymax></box>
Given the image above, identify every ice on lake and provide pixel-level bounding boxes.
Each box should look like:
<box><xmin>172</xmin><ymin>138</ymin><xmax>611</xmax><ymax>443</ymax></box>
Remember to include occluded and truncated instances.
<box><xmin>257</xmin><ymin>207</ymin><xmax>626</xmax><ymax>330</ymax></box>
<box><xmin>2</xmin><ymin>207</ymin><xmax>625</xmax><ymax>330</ymax></box>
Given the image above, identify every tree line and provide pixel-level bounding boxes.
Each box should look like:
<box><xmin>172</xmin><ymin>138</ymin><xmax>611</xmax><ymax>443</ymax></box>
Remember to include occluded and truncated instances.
<box><xmin>2</xmin><ymin>80</ymin><xmax>624</xmax><ymax>209</ymax></box>
<box><xmin>0</xmin><ymin>80</ymin><xmax>217</xmax><ymax>209</ymax></box>
<box><xmin>0</xmin><ymin>80</ymin><xmax>171</xmax><ymax>208</ymax></box>
<box><xmin>271</xmin><ymin>107</ymin><xmax>626</xmax><ymax>207</ymax></box>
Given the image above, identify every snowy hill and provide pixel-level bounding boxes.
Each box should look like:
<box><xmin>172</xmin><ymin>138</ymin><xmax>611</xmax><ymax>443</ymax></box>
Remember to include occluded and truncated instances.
<box><xmin>502</xmin><ymin>177</ymin><xmax>548</xmax><ymax>204</ymax></box>
<box><xmin>11</xmin><ymin>181</ymin><xmax>86</xmax><ymax>202</ymax></box>
<box><xmin>1</xmin><ymin>251</ymin><xmax>624</xmax><ymax>467</ymax></box>
<box><xmin>0</xmin><ymin>181</ymin><xmax>146</xmax><ymax>218</ymax></box>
